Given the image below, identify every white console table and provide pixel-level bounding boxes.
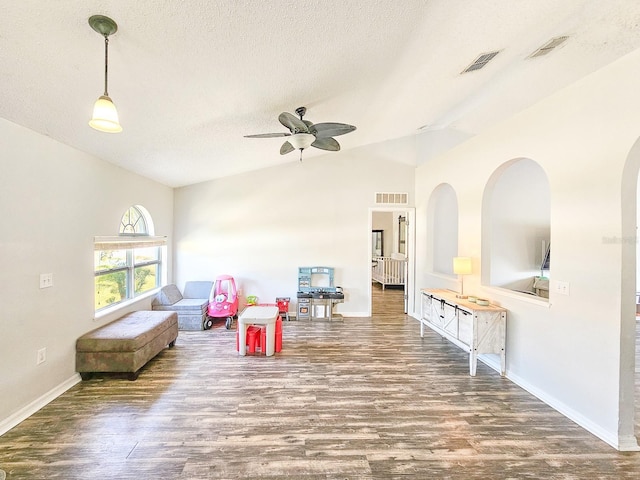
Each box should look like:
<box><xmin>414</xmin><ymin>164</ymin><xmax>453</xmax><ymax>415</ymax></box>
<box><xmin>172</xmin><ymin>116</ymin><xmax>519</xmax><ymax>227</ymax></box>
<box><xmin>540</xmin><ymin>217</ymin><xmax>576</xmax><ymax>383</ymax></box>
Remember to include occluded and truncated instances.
<box><xmin>420</xmin><ymin>289</ymin><xmax>507</xmax><ymax>376</ymax></box>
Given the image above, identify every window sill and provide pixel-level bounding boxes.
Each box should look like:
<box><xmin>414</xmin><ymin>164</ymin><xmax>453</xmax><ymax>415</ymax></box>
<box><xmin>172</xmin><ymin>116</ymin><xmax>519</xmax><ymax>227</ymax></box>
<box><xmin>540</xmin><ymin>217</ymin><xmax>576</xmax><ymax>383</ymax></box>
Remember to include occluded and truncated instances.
<box><xmin>94</xmin><ymin>288</ymin><xmax>161</xmax><ymax>321</ymax></box>
<box><xmin>483</xmin><ymin>286</ymin><xmax>551</xmax><ymax>308</ymax></box>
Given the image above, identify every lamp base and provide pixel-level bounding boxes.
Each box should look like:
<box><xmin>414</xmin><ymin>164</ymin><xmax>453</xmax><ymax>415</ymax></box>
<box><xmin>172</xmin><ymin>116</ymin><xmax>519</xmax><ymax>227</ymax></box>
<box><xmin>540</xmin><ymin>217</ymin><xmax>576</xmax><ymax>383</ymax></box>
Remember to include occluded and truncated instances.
<box><xmin>456</xmin><ymin>294</ymin><xmax>468</xmax><ymax>299</ymax></box>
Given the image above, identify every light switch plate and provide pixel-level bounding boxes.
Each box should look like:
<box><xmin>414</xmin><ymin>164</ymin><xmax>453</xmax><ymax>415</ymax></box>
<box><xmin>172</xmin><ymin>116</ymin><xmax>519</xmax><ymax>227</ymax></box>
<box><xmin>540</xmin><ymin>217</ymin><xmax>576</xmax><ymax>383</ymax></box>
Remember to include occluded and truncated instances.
<box><xmin>39</xmin><ymin>273</ymin><xmax>53</xmax><ymax>289</ymax></box>
<box><xmin>553</xmin><ymin>280</ymin><xmax>570</xmax><ymax>296</ymax></box>
<box><xmin>37</xmin><ymin>347</ymin><xmax>46</xmax><ymax>364</ymax></box>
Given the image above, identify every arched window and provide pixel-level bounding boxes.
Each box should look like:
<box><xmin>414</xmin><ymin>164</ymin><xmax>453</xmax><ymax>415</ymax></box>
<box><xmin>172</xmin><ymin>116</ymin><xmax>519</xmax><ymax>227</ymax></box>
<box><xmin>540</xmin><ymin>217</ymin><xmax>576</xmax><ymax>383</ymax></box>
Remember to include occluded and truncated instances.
<box><xmin>119</xmin><ymin>205</ymin><xmax>149</xmax><ymax>235</ymax></box>
<box><xmin>94</xmin><ymin>205</ymin><xmax>165</xmax><ymax>311</ymax></box>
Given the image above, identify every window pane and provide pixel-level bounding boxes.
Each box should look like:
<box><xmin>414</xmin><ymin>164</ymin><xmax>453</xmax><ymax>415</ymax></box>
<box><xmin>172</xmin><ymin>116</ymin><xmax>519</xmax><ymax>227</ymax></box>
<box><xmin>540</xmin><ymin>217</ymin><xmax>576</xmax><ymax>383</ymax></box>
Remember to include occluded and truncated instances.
<box><xmin>120</xmin><ymin>206</ymin><xmax>148</xmax><ymax>235</ymax></box>
<box><xmin>134</xmin><ymin>246</ymin><xmax>159</xmax><ymax>264</ymax></box>
<box><xmin>94</xmin><ymin>250</ymin><xmax>127</xmax><ymax>272</ymax></box>
<box><xmin>134</xmin><ymin>264</ymin><xmax>158</xmax><ymax>295</ymax></box>
<box><xmin>95</xmin><ymin>271</ymin><xmax>127</xmax><ymax>309</ymax></box>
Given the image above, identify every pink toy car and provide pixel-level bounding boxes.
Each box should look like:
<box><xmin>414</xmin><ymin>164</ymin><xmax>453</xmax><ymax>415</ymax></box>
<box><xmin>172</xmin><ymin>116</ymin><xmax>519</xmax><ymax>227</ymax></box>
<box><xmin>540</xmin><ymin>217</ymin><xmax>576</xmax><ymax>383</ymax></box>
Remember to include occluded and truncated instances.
<box><xmin>207</xmin><ymin>274</ymin><xmax>239</xmax><ymax>329</ymax></box>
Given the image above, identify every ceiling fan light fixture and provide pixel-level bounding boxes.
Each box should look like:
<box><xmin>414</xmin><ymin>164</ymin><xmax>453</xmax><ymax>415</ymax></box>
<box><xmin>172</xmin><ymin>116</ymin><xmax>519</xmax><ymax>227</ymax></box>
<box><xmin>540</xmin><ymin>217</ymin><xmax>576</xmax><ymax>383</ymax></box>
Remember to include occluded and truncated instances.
<box><xmin>288</xmin><ymin>133</ymin><xmax>315</xmax><ymax>150</ymax></box>
<box><xmin>245</xmin><ymin>107</ymin><xmax>356</xmax><ymax>162</ymax></box>
<box><xmin>88</xmin><ymin>15</ymin><xmax>122</xmax><ymax>133</ymax></box>
<box><xmin>89</xmin><ymin>95</ymin><xmax>122</xmax><ymax>133</ymax></box>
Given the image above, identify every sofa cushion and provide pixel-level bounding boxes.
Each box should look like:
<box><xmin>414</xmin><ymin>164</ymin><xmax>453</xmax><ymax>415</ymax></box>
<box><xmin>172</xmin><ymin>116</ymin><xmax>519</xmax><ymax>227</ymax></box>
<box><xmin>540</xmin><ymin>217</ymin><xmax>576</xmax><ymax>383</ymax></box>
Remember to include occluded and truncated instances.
<box><xmin>152</xmin><ymin>284</ymin><xmax>183</xmax><ymax>306</ymax></box>
<box><xmin>77</xmin><ymin>311</ymin><xmax>178</xmax><ymax>353</ymax></box>
<box><xmin>183</xmin><ymin>281</ymin><xmax>213</xmax><ymax>299</ymax></box>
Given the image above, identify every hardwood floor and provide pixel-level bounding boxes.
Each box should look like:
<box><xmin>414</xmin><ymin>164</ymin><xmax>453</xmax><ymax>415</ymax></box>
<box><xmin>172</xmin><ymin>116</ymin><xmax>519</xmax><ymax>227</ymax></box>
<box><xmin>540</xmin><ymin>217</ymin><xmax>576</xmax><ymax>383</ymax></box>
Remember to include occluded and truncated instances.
<box><xmin>1</xmin><ymin>287</ymin><xmax>640</xmax><ymax>479</ymax></box>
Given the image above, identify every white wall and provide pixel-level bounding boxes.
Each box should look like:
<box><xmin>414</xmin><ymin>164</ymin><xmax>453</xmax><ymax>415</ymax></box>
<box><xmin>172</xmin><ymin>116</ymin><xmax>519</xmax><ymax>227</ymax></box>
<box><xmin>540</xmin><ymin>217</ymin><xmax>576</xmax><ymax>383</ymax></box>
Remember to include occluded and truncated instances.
<box><xmin>0</xmin><ymin>118</ymin><xmax>173</xmax><ymax>431</ymax></box>
<box><xmin>372</xmin><ymin>211</ymin><xmax>393</xmax><ymax>257</ymax></box>
<box><xmin>428</xmin><ymin>183</ymin><xmax>458</xmax><ymax>275</ymax></box>
<box><xmin>174</xmin><ymin>142</ymin><xmax>416</xmax><ymax>316</ymax></box>
<box><xmin>414</xmin><ymin>48</ymin><xmax>640</xmax><ymax>450</ymax></box>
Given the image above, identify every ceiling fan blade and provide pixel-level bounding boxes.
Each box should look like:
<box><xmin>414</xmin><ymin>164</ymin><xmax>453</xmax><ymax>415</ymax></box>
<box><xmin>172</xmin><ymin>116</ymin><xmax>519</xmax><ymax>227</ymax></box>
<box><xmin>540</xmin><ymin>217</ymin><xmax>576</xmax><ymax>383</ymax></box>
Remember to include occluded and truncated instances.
<box><xmin>280</xmin><ymin>141</ymin><xmax>295</xmax><ymax>155</ymax></box>
<box><xmin>279</xmin><ymin>112</ymin><xmax>310</xmax><ymax>133</ymax></box>
<box><xmin>312</xmin><ymin>137</ymin><xmax>340</xmax><ymax>151</ymax></box>
<box><xmin>244</xmin><ymin>132</ymin><xmax>290</xmax><ymax>138</ymax></box>
<box><xmin>312</xmin><ymin>122</ymin><xmax>356</xmax><ymax>139</ymax></box>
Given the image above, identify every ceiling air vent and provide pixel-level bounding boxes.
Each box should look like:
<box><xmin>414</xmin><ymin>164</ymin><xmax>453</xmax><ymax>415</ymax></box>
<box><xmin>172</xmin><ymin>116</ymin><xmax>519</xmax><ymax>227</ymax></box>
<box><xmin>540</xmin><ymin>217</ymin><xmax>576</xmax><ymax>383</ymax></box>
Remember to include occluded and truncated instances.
<box><xmin>375</xmin><ymin>192</ymin><xmax>408</xmax><ymax>205</ymax></box>
<box><xmin>528</xmin><ymin>36</ymin><xmax>569</xmax><ymax>59</ymax></box>
<box><xmin>461</xmin><ymin>51</ymin><xmax>500</xmax><ymax>74</ymax></box>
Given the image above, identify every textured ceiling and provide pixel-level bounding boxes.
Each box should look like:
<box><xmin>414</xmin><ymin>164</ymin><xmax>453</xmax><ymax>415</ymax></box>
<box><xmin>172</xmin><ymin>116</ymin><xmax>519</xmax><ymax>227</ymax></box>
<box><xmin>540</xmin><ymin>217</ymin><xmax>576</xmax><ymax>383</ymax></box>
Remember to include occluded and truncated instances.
<box><xmin>3</xmin><ymin>0</ymin><xmax>640</xmax><ymax>187</ymax></box>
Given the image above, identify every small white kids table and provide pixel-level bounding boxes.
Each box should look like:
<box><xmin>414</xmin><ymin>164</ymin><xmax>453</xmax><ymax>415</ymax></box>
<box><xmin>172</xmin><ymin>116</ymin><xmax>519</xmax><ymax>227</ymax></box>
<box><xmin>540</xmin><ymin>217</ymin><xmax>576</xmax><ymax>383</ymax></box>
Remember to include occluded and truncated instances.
<box><xmin>237</xmin><ymin>305</ymin><xmax>279</xmax><ymax>356</ymax></box>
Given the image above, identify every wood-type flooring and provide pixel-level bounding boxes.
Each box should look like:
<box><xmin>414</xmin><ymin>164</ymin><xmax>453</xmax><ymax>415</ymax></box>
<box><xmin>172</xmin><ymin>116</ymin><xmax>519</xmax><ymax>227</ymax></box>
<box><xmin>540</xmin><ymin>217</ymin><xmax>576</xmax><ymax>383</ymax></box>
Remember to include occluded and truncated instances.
<box><xmin>1</xmin><ymin>285</ymin><xmax>640</xmax><ymax>479</ymax></box>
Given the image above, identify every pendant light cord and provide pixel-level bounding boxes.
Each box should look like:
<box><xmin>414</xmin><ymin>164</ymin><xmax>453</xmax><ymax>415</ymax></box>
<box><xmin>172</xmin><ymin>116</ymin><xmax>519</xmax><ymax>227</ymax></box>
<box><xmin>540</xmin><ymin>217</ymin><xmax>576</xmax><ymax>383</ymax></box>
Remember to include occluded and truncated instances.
<box><xmin>103</xmin><ymin>35</ymin><xmax>109</xmax><ymax>96</ymax></box>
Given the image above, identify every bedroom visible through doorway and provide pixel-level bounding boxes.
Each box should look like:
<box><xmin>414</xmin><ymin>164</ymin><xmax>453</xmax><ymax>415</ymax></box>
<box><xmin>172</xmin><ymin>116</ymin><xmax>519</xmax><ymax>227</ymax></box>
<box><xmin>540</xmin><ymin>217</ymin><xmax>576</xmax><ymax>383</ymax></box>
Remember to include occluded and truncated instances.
<box><xmin>370</xmin><ymin>208</ymin><xmax>413</xmax><ymax>316</ymax></box>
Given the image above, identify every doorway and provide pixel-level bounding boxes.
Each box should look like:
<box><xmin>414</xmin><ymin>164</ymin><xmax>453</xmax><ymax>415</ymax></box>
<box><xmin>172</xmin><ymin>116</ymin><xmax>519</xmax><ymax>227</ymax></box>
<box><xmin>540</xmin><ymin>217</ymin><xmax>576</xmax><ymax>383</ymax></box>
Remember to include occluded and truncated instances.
<box><xmin>369</xmin><ymin>207</ymin><xmax>415</xmax><ymax>317</ymax></box>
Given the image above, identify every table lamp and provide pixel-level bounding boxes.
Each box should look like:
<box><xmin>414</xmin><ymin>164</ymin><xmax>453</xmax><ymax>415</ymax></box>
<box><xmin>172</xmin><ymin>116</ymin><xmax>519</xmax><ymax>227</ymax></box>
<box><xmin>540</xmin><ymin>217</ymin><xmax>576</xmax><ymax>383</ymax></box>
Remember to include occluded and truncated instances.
<box><xmin>453</xmin><ymin>256</ymin><xmax>472</xmax><ymax>299</ymax></box>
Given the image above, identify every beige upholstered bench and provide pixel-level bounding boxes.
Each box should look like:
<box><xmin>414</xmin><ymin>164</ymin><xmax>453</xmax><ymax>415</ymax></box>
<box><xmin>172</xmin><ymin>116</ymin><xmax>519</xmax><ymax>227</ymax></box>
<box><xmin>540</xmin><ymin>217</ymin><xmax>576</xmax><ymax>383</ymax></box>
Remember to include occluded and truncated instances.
<box><xmin>76</xmin><ymin>310</ymin><xmax>178</xmax><ymax>381</ymax></box>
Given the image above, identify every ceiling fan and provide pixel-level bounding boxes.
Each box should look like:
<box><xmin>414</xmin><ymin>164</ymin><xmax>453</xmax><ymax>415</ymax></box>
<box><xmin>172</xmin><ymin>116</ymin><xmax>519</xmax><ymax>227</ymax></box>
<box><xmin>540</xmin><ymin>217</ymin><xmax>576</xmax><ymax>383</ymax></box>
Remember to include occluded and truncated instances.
<box><xmin>244</xmin><ymin>107</ymin><xmax>356</xmax><ymax>161</ymax></box>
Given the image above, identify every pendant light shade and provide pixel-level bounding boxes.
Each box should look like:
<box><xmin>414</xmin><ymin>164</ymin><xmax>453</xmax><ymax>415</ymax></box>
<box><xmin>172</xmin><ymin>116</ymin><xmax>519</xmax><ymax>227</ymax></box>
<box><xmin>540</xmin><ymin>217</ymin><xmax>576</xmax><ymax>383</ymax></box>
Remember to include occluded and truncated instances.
<box><xmin>89</xmin><ymin>95</ymin><xmax>122</xmax><ymax>133</ymax></box>
<box><xmin>88</xmin><ymin>15</ymin><xmax>122</xmax><ymax>133</ymax></box>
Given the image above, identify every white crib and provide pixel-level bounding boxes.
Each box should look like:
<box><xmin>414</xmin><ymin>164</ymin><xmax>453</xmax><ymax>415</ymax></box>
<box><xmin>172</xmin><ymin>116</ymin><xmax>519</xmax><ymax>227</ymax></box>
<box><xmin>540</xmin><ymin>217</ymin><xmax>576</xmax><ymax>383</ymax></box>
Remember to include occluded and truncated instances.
<box><xmin>372</xmin><ymin>256</ymin><xmax>406</xmax><ymax>290</ymax></box>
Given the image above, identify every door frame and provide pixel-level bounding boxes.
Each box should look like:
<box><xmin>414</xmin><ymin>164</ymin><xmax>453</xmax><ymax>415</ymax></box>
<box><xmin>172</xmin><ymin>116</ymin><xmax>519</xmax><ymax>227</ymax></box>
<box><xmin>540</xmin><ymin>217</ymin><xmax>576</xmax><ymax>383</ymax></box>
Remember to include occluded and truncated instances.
<box><xmin>368</xmin><ymin>206</ymin><xmax>416</xmax><ymax>317</ymax></box>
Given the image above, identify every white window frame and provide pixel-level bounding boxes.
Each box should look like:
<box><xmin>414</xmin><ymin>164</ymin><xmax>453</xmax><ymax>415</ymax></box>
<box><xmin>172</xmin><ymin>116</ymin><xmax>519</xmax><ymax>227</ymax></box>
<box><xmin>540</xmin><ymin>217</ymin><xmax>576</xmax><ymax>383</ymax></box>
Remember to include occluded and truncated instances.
<box><xmin>94</xmin><ymin>206</ymin><xmax>167</xmax><ymax>313</ymax></box>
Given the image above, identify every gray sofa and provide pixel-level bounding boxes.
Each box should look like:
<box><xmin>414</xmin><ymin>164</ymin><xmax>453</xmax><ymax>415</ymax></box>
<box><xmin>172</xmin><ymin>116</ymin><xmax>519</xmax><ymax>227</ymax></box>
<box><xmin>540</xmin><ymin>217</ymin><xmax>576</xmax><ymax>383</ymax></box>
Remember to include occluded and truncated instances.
<box><xmin>152</xmin><ymin>281</ymin><xmax>213</xmax><ymax>330</ymax></box>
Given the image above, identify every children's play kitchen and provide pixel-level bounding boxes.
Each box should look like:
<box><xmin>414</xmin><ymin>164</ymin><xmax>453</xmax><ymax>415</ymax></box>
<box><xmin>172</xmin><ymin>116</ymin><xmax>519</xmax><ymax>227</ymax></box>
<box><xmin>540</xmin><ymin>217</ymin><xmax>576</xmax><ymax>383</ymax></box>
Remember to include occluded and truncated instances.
<box><xmin>296</xmin><ymin>266</ymin><xmax>344</xmax><ymax>320</ymax></box>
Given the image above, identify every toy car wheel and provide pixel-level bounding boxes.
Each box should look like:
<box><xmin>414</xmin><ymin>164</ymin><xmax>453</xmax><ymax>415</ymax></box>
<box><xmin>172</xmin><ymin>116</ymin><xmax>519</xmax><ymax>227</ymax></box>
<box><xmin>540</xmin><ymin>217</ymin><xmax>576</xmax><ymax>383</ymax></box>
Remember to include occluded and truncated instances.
<box><xmin>225</xmin><ymin>317</ymin><xmax>232</xmax><ymax>329</ymax></box>
<box><xmin>204</xmin><ymin>318</ymin><xmax>213</xmax><ymax>330</ymax></box>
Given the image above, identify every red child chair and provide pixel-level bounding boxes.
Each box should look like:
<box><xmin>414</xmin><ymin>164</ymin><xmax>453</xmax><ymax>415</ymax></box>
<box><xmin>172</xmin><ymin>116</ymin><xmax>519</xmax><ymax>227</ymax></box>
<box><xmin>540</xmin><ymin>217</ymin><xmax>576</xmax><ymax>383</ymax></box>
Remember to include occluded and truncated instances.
<box><xmin>276</xmin><ymin>297</ymin><xmax>290</xmax><ymax>321</ymax></box>
<box><xmin>259</xmin><ymin>316</ymin><xmax>283</xmax><ymax>354</ymax></box>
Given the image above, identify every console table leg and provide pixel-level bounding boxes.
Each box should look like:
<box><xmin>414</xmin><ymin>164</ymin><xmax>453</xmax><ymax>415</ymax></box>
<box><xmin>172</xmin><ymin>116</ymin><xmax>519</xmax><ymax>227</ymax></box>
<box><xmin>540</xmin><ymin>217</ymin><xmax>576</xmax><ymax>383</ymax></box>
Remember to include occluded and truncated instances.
<box><xmin>470</xmin><ymin>350</ymin><xmax>478</xmax><ymax>376</ymax></box>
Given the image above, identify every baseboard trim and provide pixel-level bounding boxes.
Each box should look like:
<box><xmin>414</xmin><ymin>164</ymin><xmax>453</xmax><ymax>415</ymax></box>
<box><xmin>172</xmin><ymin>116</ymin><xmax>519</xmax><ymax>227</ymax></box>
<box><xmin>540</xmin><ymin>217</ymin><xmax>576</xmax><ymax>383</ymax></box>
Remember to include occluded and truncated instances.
<box><xmin>505</xmin><ymin>369</ymin><xmax>632</xmax><ymax>450</ymax></box>
<box><xmin>0</xmin><ymin>373</ymin><xmax>81</xmax><ymax>436</ymax></box>
<box><xmin>410</xmin><ymin>315</ymin><xmax>638</xmax><ymax>451</ymax></box>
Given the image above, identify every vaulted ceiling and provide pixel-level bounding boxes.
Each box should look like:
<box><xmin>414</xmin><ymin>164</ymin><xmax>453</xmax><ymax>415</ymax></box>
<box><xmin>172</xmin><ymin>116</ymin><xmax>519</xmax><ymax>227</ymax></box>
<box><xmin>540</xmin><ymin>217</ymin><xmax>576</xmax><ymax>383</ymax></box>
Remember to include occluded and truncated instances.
<box><xmin>3</xmin><ymin>1</ymin><xmax>640</xmax><ymax>187</ymax></box>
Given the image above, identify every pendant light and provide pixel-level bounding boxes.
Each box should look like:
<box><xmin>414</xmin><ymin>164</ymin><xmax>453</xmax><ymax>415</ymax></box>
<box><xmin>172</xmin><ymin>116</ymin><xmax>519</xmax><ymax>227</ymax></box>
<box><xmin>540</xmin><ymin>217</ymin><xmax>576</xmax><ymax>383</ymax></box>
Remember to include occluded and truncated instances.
<box><xmin>88</xmin><ymin>15</ymin><xmax>122</xmax><ymax>133</ymax></box>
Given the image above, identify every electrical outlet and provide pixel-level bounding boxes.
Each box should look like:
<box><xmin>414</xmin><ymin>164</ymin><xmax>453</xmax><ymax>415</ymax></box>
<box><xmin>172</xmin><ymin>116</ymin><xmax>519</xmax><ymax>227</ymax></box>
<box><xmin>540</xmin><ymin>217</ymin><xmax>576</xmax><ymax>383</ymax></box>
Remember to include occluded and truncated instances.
<box><xmin>37</xmin><ymin>347</ymin><xmax>46</xmax><ymax>365</ymax></box>
<box><xmin>39</xmin><ymin>273</ymin><xmax>53</xmax><ymax>289</ymax></box>
<box><xmin>553</xmin><ymin>280</ymin><xmax>570</xmax><ymax>296</ymax></box>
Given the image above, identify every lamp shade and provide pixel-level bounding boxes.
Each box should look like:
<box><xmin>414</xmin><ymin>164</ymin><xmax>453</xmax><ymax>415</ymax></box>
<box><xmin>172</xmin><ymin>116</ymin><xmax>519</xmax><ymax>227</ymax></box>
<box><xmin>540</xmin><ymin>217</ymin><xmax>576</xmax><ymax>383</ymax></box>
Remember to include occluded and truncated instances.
<box><xmin>89</xmin><ymin>95</ymin><xmax>122</xmax><ymax>133</ymax></box>
<box><xmin>453</xmin><ymin>256</ymin><xmax>472</xmax><ymax>275</ymax></box>
<box><xmin>288</xmin><ymin>133</ymin><xmax>315</xmax><ymax>150</ymax></box>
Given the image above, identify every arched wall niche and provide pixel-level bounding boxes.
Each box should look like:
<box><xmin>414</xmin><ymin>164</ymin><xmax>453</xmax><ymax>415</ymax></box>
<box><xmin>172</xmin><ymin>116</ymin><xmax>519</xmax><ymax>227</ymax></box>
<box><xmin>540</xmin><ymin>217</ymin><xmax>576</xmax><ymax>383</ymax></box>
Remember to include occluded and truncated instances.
<box><xmin>426</xmin><ymin>183</ymin><xmax>458</xmax><ymax>275</ymax></box>
<box><xmin>481</xmin><ymin>158</ymin><xmax>550</xmax><ymax>294</ymax></box>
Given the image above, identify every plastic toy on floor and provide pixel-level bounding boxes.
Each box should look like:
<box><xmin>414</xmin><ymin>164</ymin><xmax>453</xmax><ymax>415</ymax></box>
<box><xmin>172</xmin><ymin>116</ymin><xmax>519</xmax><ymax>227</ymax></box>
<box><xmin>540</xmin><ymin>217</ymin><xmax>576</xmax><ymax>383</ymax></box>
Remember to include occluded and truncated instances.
<box><xmin>207</xmin><ymin>275</ymin><xmax>239</xmax><ymax>329</ymax></box>
<box><xmin>276</xmin><ymin>297</ymin><xmax>290</xmax><ymax>321</ymax></box>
